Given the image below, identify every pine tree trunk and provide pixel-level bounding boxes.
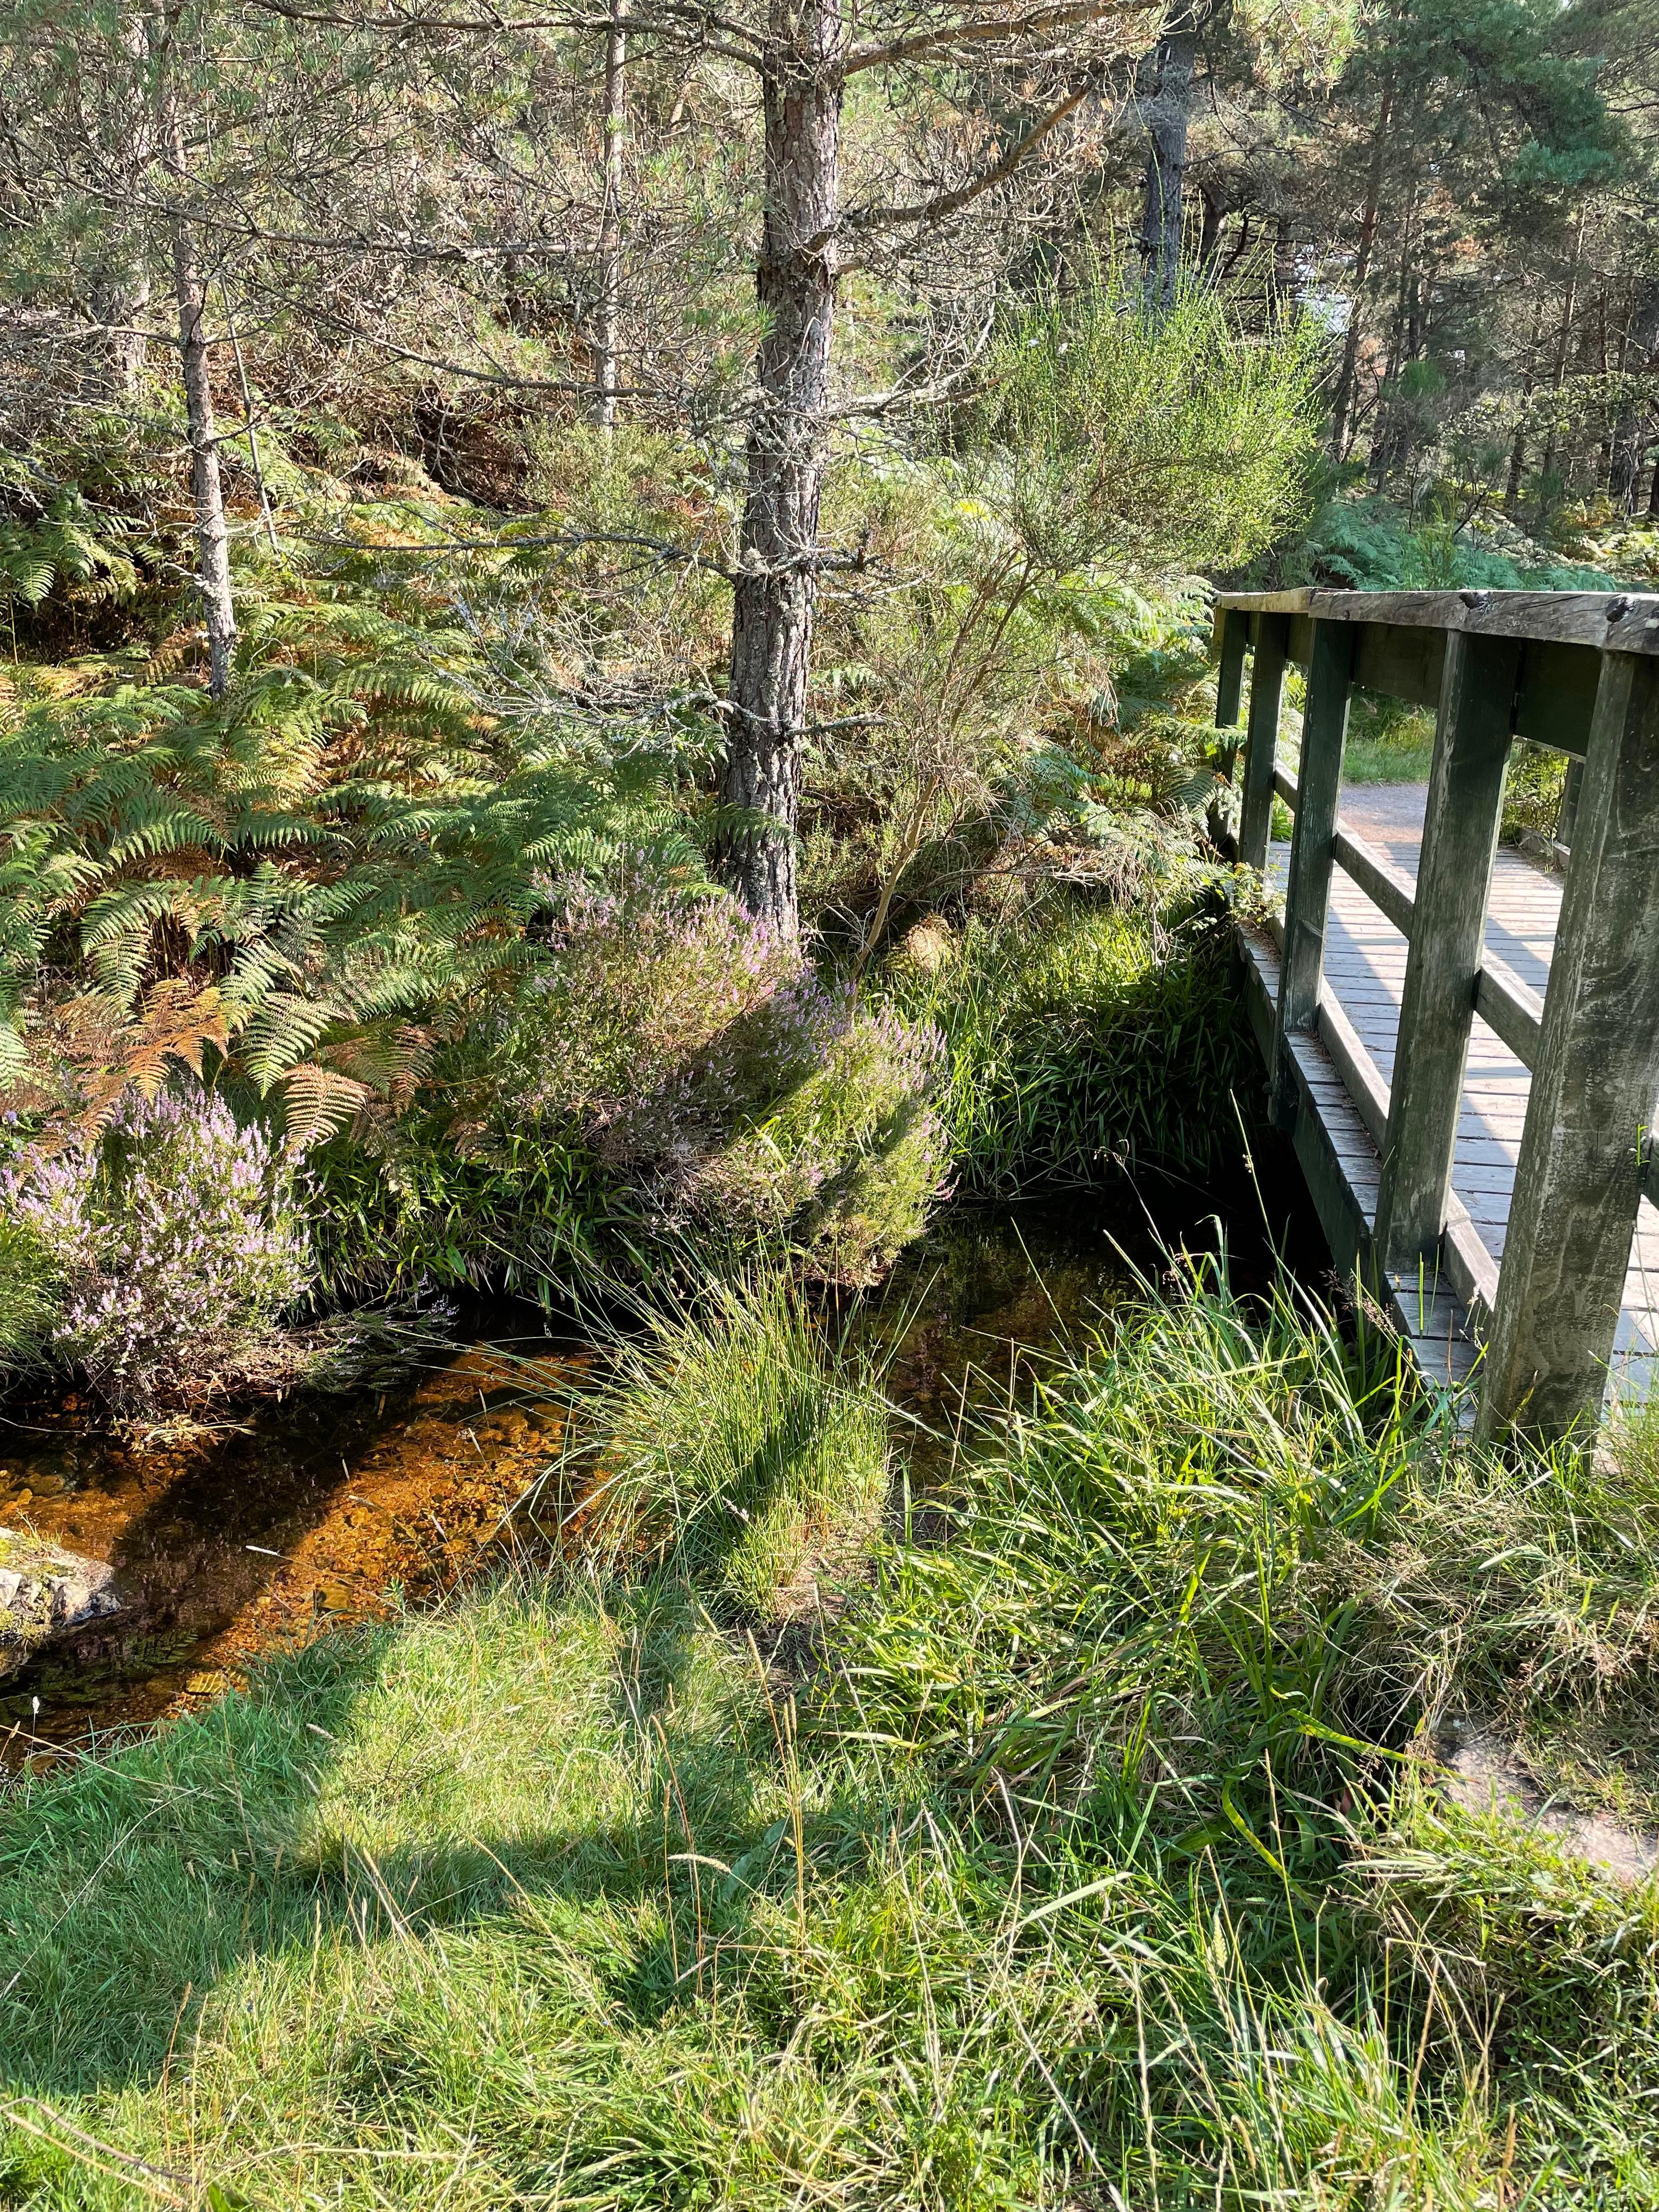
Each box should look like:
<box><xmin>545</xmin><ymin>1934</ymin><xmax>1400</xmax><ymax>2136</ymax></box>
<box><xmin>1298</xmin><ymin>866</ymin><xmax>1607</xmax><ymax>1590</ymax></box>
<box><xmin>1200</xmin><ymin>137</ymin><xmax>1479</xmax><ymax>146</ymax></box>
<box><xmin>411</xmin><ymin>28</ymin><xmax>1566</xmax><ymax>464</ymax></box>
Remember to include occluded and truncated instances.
<box><xmin>1369</xmin><ymin>189</ymin><xmax>1418</xmax><ymax>486</ymax></box>
<box><xmin>1330</xmin><ymin>84</ymin><xmax>1392</xmax><ymax>459</ymax></box>
<box><xmin>718</xmin><ymin>0</ymin><xmax>842</xmax><ymax>932</ymax></box>
<box><xmin>1504</xmin><ymin>301</ymin><xmax>1545</xmax><ymax>516</ymax></box>
<box><xmin>1536</xmin><ymin>206</ymin><xmax>1586</xmax><ymax>530</ymax></box>
<box><xmin>91</xmin><ymin>266</ymin><xmax>152</xmax><ymax>399</ymax></box>
<box><xmin>1137</xmin><ymin>10</ymin><xmax>1199</xmax><ymax>310</ymax></box>
<box><xmin>591</xmin><ymin>0</ymin><xmax>627</xmax><ymax>436</ymax></box>
<box><xmin>160</xmin><ymin>90</ymin><xmax>236</xmax><ymax>697</ymax></box>
<box><xmin>94</xmin><ymin>5</ymin><xmax>155</xmax><ymax>400</ymax></box>
<box><xmin>1610</xmin><ymin>280</ymin><xmax>1659</xmax><ymax>511</ymax></box>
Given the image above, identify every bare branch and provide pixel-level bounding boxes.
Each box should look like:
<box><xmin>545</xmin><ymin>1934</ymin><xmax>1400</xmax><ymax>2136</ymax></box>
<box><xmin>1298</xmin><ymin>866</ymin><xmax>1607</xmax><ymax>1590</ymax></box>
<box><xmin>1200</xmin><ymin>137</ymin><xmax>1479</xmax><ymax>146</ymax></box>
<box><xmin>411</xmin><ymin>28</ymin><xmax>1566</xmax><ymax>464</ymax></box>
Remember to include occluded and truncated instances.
<box><xmin>845</xmin><ymin>81</ymin><xmax>1093</xmax><ymax>232</ymax></box>
<box><xmin>842</xmin><ymin>0</ymin><xmax>1148</xmax><ymax>78</ymax></box>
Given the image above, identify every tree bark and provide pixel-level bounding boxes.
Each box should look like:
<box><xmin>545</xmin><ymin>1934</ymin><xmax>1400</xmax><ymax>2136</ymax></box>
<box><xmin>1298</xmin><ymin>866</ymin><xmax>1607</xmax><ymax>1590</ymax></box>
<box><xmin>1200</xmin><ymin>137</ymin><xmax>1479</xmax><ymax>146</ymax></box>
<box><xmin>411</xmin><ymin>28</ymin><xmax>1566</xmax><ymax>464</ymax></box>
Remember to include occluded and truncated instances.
<box><xmin>1536</xmin><ymin>205</ymin><xmax>1586</xmax><ymax>531</ymax></box>
<box><xmin>1504</xmin><ymin>299</ymin><xmax>1546</xmax><ymax>516</ymax></box>
<box><xmin>1369</xmin><ymin>183</ymin><xmax>1418</xmax><ymax>486</ymax></box>
<box><xmin>591</xmin><ymin>0</ymin><xmax>627</xmax><ymax>436</ymax></box>
<box><xmin>1330</xmin><ymin>83</ymin><xmax>1392</xmax><ymax>460</ymax></box>
<box><xmin>1610</xmin><ymin>279</ymin><xmax>1659</xmax><ymax>511</ymax></box>
<box><xmin>158</xmin><ymin>76</ymin><xmax>236</xmax><ymax>697</ymax></box>
<box><xmin>91</xmin><ymin>266</ymin><xmax>153</xmax><ymax>399</ymax></box>
<box><xmin>1137</xmin><ymin>8</ymin><xmax>1199</xmax><ymax>310</ymax></box>
<box><xmin>717</xmin><ymin>0</ymin><xmax>843</xmax><ymax>932</ymax></box>
<box><xmin>92</xmin><ymin>5</ymin><xmax>156</xmax><ymax>400</ymax></box>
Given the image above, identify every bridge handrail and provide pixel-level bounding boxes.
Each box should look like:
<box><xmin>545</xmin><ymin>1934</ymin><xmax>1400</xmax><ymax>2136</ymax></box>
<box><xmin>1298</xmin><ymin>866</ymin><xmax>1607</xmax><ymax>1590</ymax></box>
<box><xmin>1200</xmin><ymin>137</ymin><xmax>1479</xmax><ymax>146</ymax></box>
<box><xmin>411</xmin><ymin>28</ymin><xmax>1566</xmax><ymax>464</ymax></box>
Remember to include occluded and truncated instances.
<box><xmin>1214</xmin><ymin>585</ymin><xmax>1659</xmax><ymax>1438</ymax></box>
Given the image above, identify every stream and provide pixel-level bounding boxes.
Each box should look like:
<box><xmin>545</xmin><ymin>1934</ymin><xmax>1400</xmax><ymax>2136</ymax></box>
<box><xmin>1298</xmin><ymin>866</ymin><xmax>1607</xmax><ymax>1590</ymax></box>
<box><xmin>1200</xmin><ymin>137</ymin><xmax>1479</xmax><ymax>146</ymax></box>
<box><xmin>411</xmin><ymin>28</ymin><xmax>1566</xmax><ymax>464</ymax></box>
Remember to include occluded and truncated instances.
<box><xmin>0</xmin><ymin>1144</ymin><xmax>1325</xmax><ymax>1770</ymax></box>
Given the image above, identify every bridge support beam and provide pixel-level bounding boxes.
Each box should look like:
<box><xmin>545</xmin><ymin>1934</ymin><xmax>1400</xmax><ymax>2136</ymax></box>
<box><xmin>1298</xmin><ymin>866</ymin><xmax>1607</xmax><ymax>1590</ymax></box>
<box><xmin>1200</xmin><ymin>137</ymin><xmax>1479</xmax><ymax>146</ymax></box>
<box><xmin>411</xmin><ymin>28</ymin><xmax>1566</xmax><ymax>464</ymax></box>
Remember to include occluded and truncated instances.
<box><xmin>1373</xmin><ymin>632</ymin><xmax>1521</xmax><ymax>1275</ymax></box>
<box><xmin>1239</xmin><ymin>612</ymin><xmax>1290</xmax><ymax>872</ymax></box>
<box><xmin>1214</xmin><ymin>606</ymin><xmax>1249</xmax><ymax>750</ymax></box>
<box><xmin>1481</xmin><ymin>650</ymin><xmax>1659</xmax><ymax>1438</ymax></box>
<box><xmin>1271</xmin><ymin>619</ymin><xmax>1354</xmax><ymax>1130</ymax></box>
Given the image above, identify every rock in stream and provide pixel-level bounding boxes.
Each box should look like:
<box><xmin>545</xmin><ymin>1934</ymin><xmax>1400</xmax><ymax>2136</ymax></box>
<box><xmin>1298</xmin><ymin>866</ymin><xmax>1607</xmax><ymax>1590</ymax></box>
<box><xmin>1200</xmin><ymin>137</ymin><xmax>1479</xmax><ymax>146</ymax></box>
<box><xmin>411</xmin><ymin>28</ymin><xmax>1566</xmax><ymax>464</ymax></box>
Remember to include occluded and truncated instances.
<box><xmin>0</xmin><ymin>1527</ymin><xmax>125</xmax><ymax>1681</ymax></box>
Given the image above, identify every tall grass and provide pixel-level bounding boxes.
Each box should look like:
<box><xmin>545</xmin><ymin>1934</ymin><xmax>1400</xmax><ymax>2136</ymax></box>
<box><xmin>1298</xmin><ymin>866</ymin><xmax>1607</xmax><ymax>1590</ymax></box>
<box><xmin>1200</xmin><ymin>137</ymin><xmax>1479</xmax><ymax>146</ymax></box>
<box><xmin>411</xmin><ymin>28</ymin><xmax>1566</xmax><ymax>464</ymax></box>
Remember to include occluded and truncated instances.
<box><xmin>882</xmin><ymin>894</ymin><xmax>1252</xmax><ymax>1188</ymax></box>
<box><xmin>574</xmin><ymin>1270</ymin><xmax>891</xmax><ymax>1618</ymax></box>
<box><xmin>3</xmin><ymin>1264</ymin><xmax>1659</xmax><ymax>2206</ymax></box>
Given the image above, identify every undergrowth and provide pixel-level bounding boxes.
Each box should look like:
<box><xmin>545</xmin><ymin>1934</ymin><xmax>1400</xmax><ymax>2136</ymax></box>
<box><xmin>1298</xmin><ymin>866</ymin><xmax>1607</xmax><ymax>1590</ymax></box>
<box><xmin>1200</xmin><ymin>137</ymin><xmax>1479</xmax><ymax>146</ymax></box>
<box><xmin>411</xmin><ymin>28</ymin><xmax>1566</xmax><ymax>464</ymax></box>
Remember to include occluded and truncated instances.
<box><xmin>4</xmin><ymin>1263</ymin><xmax>1657</xmax><ymax>2205</ymax></box>
<box><xmin>882</xmin><ymin>890</ymin><xmax>1252</xmax><ymax>1190</ymax></box>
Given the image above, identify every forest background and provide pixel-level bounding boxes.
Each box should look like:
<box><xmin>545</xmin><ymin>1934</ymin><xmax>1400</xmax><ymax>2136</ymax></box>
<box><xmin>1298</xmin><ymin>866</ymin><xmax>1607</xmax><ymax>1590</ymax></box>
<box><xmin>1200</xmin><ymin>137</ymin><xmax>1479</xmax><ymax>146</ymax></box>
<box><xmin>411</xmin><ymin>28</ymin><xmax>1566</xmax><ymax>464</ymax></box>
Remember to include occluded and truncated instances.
<box><xmin>0</xmin><ymin>0</ymin><xmax>1656</xmax><ymax>1420</ymax></box>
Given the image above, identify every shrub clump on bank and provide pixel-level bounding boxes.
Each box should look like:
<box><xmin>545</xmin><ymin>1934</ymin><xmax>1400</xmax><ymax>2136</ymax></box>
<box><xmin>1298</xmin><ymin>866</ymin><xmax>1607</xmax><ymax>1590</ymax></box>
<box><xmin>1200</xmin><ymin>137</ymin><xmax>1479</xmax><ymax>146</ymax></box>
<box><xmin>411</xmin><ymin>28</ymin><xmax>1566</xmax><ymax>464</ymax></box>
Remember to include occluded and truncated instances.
<box><xmin>1</xmin><ymin>1089</ymin><xmax>311</xmax><ymax>1418</ymax></box>
<box><xmin>501</xmin><ymin>876</ymin><xmax>950</xmax><ymax>1288</ymax></box>
<box><xmin>575</xmin><ymin>1270</ymin><xmax>890</xmax><ymax>1618</ymax></box>
<box><xmin>0</xmin><ymin>1087</ymin><xmax>438</xmax><ymax>1431</ymax></box>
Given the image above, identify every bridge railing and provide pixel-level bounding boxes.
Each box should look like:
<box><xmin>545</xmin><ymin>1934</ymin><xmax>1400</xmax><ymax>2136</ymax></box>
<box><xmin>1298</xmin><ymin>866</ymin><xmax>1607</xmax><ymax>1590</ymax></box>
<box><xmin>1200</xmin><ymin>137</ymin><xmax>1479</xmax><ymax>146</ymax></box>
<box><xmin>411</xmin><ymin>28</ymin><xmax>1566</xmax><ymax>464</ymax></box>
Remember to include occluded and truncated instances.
<box><xmin>1211</xmin><ymin>586</ymin><xmax>1659</xmax><ymax>1437</ymax></box>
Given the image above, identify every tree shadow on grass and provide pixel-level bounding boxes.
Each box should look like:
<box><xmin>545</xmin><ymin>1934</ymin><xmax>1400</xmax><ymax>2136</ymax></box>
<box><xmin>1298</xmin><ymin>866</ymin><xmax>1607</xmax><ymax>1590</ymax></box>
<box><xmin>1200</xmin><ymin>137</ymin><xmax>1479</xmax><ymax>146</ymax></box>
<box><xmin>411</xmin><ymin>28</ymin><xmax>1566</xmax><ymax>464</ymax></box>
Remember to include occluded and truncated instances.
<box><xmin>0</xmin><ymin>1562</ymin><xmax>877</xmax><ymax>2118</ymax></box>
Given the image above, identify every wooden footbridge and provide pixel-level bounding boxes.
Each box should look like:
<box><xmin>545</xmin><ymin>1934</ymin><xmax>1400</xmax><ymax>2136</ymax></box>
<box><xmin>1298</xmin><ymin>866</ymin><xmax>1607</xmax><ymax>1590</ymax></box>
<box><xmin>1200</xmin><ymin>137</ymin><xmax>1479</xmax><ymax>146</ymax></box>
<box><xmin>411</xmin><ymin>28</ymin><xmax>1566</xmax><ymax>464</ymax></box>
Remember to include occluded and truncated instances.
<box><xmin>1210</xmin><ymin>587</ymin><xmax>1659</xmax><ymax>1437</ymax></box>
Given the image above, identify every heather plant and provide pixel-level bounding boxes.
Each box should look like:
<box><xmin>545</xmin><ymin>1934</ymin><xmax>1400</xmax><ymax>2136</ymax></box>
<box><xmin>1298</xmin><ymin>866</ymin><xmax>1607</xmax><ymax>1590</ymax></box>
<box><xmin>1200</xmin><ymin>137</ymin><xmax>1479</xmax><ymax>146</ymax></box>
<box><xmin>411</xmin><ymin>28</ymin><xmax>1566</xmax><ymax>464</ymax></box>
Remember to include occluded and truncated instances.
<box><xmin>1</xmin><ymin>1086</ymin><xmax>314</xmax><ymax>1420</ymax></box>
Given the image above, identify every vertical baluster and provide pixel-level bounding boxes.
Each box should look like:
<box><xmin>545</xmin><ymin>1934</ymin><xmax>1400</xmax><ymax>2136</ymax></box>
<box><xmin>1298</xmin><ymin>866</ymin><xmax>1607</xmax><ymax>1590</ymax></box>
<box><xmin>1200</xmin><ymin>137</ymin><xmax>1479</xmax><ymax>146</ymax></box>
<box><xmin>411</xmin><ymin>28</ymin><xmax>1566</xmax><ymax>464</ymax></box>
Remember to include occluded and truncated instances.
<box><xmin>1271</xmin><ymin>619</ymin><xmax>1355</xmax><ymax>1128</ymax></box>
<box><xmin>1482</xmin><ymin>648</ymin><xmax>1659</xmax><ymax>1437</ymax></box>
<box><xmin>1373</xmin><ymin>631</ymin><xmax>1520</xmax><ymax>1274</ymax></box>
<box><xmin>1213</xmin><ymin>606</ymin><xmax>1249</xmax><ymax>776</ymax></box>
<box><xmin>1239</xmin><ymin>612</ymin><xmax>1290</xmax><ymax>871</ymax></box>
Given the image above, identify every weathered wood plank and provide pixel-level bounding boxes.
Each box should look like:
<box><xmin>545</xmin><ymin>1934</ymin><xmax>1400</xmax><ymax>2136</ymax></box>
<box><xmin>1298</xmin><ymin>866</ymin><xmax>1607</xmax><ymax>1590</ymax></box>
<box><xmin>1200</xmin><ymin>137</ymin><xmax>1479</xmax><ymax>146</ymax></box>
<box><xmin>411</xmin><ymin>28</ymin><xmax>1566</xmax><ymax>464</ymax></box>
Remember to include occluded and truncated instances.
<box><xmin>1474</xmin><ymin>957</ymin><xmax>1543</xmax><ymax>1066</ymax></box>
<box><xmin>1271</xmin><ymin>620</ymin><xmax>1355</xmax><ymax>1128</ymax></box>
<box><xmin>1481</xmin><ymin>650</ymin><xmax>1659</xmax><ymax>1436</ymax></box>
<box><xmin>1214</xmin><ymin>607</ymin><xmax>1249</xmax><ymax>740</ymax></box>
<box><xmin>1217</xmin><ymin>587</ymin><xmax>1659</xmax><ymax>657</ymax></box>
<box><xmin>1332</xmin><ymin>823</ymin><xmax>1416</xmax><ymax>935</ymax></box>
<box><xmin>1239</xmin><ymin>613</ymin><xmax>1289</xmax><ymax>871</ymax></box>
<box><xmin>1374</xmin><ymin>632</ymin><xmax>1521</xmax><ymax>1274</ymax></box>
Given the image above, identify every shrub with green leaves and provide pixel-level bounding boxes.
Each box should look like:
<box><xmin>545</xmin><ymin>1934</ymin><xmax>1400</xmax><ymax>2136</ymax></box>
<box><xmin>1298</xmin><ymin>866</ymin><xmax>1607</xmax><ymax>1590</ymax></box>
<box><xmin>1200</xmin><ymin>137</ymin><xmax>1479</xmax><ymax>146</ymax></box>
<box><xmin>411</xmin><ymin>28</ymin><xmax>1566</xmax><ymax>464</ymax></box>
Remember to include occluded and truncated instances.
<box><xmin>970</xmin><ymin>264</ymin><xmax>1323</xmax><ymax>577</ymax></box>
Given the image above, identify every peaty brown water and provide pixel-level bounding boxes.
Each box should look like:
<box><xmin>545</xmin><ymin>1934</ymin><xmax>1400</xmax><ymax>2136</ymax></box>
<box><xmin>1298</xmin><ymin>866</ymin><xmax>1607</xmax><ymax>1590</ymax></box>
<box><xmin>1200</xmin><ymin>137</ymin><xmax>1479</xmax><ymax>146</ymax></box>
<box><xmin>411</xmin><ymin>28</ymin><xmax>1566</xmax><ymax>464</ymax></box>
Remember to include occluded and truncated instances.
<box><xmin>0</xmin><ymin>1315</ymin><xmax>584</xmax><ymax>1767</ymax></box>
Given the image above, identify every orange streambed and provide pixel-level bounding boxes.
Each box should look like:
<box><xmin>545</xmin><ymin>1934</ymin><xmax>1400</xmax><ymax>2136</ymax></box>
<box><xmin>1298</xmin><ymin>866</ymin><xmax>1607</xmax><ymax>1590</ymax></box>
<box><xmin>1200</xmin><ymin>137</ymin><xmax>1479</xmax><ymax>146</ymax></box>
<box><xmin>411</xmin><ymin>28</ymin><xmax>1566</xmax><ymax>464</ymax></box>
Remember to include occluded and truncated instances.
<box><xmin>0</xmin><ymin>1312</ymin><xmax>582</xmax><ymax>1767</ymax></box>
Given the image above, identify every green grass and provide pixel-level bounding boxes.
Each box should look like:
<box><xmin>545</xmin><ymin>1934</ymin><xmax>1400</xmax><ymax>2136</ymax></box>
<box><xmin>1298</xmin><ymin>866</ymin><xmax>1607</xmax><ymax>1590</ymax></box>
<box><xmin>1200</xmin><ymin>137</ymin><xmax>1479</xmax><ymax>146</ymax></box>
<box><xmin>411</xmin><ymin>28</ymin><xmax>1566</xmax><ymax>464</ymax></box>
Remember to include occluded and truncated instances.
<box><xmin>574</xmin><ymin>1270</ymin><xmax>893</xmax><ymax>1619</ymax></box>
<box><xmin>881</xmin><ymin>893</ymin><xmax>1253</xmax><ymax>1190</ymax></box>
<box><xmin>4</xmin><ymin>1265</ymin><xmax>1659</xmax><ymax>2207</ymax></box>
<box><xmin>0</xmin><ymin>1216</ymin><xmax>60</xmax><ymax>1376</ymax></box>
<box><xmin>1277</xmin><ymin>687</ymin><xmax>1436</xmax><ymax>789</ymax></box>
<box><xmin>1502</xmin><ymin>742</ymin><xmax>1570</xmax><ymax>847</ymax></box>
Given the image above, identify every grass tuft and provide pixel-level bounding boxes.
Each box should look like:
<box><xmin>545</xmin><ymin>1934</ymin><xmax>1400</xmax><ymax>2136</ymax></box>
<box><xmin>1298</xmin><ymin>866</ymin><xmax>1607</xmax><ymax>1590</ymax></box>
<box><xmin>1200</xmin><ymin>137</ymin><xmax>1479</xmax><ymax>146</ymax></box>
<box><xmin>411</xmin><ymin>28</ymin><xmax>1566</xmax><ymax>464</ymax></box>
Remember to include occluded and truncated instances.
<box><xmin>577</xmin><ymin>1269</ymin><xmax>891</xmax><ymax>1620</ymax></box>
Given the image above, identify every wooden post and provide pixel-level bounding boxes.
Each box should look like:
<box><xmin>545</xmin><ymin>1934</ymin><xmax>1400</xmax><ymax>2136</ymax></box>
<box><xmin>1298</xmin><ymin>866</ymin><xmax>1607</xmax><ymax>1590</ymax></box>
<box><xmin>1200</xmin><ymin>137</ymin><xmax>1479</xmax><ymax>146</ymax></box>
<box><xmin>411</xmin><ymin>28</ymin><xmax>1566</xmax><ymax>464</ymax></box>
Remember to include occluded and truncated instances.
<box><xmin>1481</xmin><ymin>649</ymin><xmax>1659</xmax><ymax>1437</ymax></box>
<box><xmin>1373</xmin><ymin>631</ymin><xmax>1520</xmax><ymax>1273</ymax></box>
<box><xmin>1239</xmin><ymin>612</ymin><xmax>1290</xmax><ymax>871</ymax></box>
<box><xmin>1271</xmin><ymin>619</ymin><xmax>1354</xmax><ymax>1128</ymax></box>
<box><xmin>1213</xmin><ymin>606</ymin><xmax>1249</xmax><ymax>783</ymax></box>
<box><xmin>1215</xmin><ymin>607</ymin><xmax>1249</xmax><ymax>731</ymax></box>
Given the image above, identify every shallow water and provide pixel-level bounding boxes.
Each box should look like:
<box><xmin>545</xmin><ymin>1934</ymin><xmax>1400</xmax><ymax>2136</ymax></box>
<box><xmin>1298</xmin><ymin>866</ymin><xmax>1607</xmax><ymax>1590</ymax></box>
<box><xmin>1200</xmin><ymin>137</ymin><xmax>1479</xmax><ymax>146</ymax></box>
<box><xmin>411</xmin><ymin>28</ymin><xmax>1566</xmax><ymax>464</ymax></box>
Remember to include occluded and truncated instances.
<box><xmin>0</xmin><ymin>1142</ymin><xmax>1325</xmax><ymax>1766</ymax></box>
